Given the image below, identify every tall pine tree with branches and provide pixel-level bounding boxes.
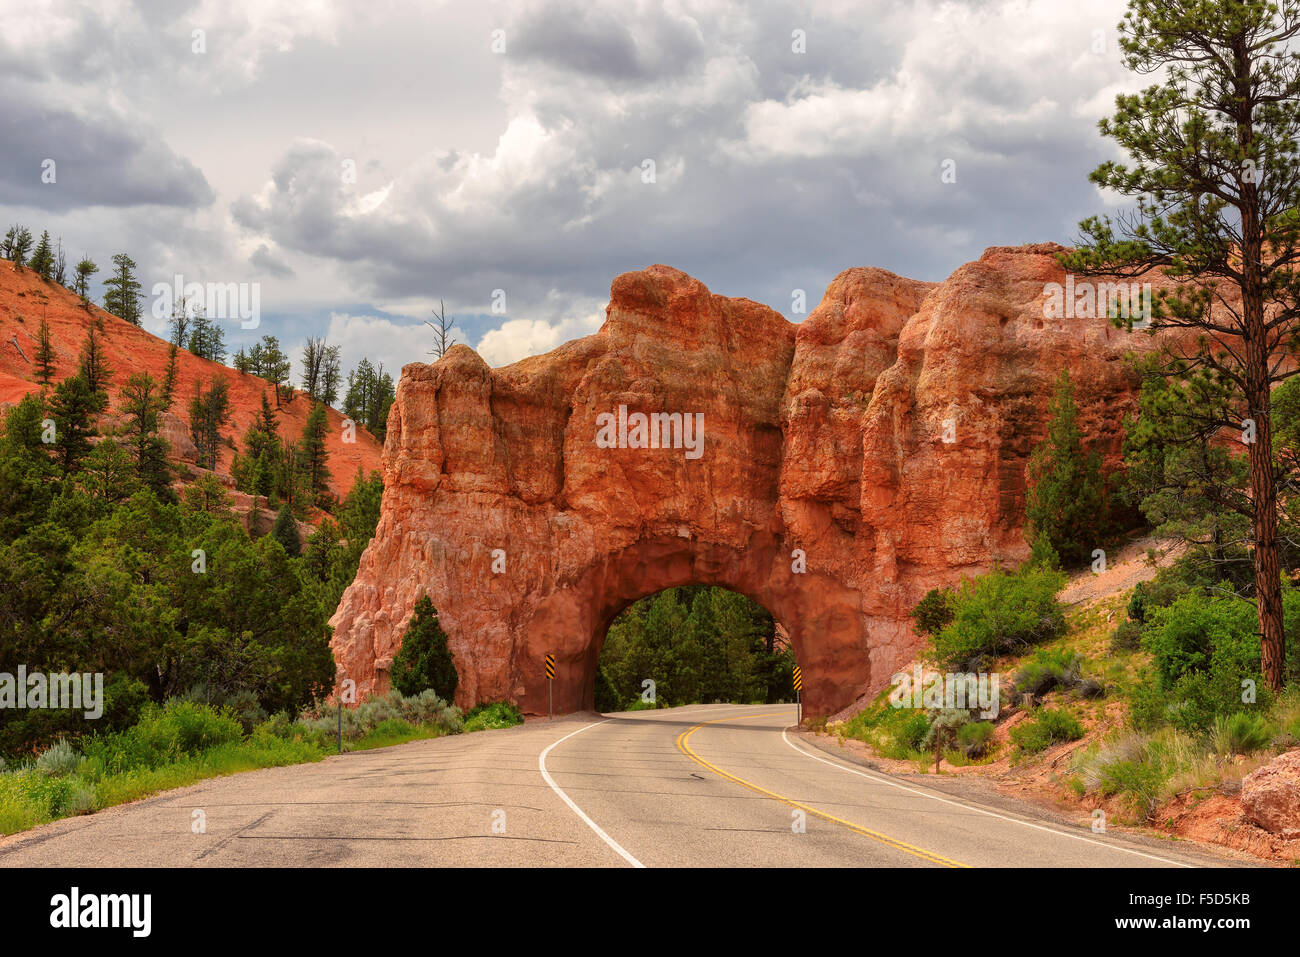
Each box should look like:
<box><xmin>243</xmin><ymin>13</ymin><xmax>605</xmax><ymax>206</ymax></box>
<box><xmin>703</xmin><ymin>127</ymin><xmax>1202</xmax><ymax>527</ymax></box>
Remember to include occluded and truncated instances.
<box><xmin>1062</xmin><ymin>0</ymin><xmax>1300</xmax><ymax>690</ymax></box>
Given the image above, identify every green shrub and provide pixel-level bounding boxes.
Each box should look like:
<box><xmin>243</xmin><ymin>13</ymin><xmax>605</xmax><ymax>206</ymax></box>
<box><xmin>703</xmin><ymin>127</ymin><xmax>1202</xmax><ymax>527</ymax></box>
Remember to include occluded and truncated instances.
<box><xmin>1138</xmin><ymin>591</ymin><xmax>1271</xmax><ymax>731</ymax></box>
<box><xmin>957</xmin><ymin>721</ymin><xmax>997</xmax><ymax>758</ymax></box>
<box><xmin>1209</xmin><ymin>712</ymin><xmax>1273</xmax><ymax>756</ymax></box>
<box><xmin>462</xmin><ymin>702</ymin><xmax>524</xmax><ymax>732</ymax></box>
<box><xmin>83</xmin><ymin>700</ymin><xmax>243</xmax><ymax>773</ymax></box>
<box><xmin>911</xmin><ymin>588</ymin><xmax>955</xmax><ymax>636</ymax></box>
<box><xmin>1142</xmin><ymin>592</ymin><xmax>1256</xmax><ymax>689</ymax></box>
<box><xmin>594</xmin><ymin>667</ymin><xmax>621</xmax><ymax>713</ymax></box>
<box><xmin>928</xmin><ymin>565</ymin><xmax>1068</xmax><ymax>670</ymax></box>
<box><xmin>1110</xmin><ymin>618</ymin><xmax>1142</xmax><ymax>652</ymax></box>
<box><xmin>1012</xmin><ymin>707</ymin><xmax>1084</xmax><ymax>754</ymax></box>
<box><xmin>1014</xmin><ymin>648</ymin><xmax>1081</xmax><ymax>696</ymax></box>
<box><xmin>895</xmin><ymin>711</ymin><xmax>931</xmax><ymax>753</ymax></box>
<box><xmin>1127</xmin><ymin>582</ymin><xmax>1148</xmax><ymax>623</ymax></box>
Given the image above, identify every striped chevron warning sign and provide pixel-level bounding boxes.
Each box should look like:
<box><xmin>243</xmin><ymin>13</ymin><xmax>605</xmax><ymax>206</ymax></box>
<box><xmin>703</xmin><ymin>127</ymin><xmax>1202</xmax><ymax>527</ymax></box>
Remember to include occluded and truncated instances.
<box><xmin>545</xmin><ymin>654</ymin><xmax>555</xmax><ymax>679</ymax></box>
<box><xmin>792</xmin><ymin>666</ymin><xmax>802</xmax><ymax>692</ymax></box>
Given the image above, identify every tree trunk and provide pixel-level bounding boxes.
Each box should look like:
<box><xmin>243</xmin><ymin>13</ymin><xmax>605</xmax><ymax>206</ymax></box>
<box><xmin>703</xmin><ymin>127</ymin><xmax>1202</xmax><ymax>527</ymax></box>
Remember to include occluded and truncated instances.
<box><xmin>1248</xmin><ymin>377</ymin><xmax>1286</xmax><ymax>693</ymax></box>
<box><xmin>1234</xmin><ymin>38</ymin><xmax>1285</xmax><ymax>693</ymax></box>
<box><xmin>1242</xmin><ymin>223</ymin><xmax>1284</xmax><ymax>692</ymax></box>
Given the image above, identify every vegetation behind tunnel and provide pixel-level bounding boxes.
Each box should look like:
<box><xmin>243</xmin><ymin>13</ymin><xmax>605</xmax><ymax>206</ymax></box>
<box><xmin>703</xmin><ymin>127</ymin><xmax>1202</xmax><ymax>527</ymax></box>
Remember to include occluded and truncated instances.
<box><xmin>595</xmin><ymin>586</ymin><xmax>796</xmax><ymax>711</ymax></box>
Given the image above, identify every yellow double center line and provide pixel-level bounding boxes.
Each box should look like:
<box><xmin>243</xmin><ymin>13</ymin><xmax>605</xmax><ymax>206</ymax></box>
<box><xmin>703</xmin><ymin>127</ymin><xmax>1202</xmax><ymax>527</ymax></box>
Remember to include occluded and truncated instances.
<box><xmin>675</xmin><ymin>711</ymin><xmax>968</xmax><ymax>868</ymax></box>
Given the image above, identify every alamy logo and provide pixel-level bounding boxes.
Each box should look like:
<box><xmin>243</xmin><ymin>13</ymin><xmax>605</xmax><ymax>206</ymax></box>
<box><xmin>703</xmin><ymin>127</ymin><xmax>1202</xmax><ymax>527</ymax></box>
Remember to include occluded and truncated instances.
<box><xmin>1043</xmin><ymin>276</ymin><xmax>1152</xmax><ymax>326</ymax></box>
<box><xmin>594</xmin><ymin>405</ymin><xmax>705</xmax><ymax>460</ymax></box>
<box><xmin>50</xmin><ymin>887</ymin><xmax>151</xmax><ymax>937</ymax></box>
<box><xmin>0</xmin><ymin>667</ymin><xmax>103</xmax><ymax>719</ymax></box>
<box><xmin>890</xmin><ymin>666</ymin><xmax>1000</xmax><ymax>719</ymax></box>
<box><xmin>151</xmin><ymin>273</ymin><xmax>261</xmax><ymax>329</ymax></box>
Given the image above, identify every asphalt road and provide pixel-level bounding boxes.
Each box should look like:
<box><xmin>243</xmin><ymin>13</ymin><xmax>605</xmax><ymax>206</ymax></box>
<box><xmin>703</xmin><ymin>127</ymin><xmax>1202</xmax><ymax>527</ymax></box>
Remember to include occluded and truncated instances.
<box><xmin>0</xmin><ymin>704</ymin><xmax>1246</xmax><ymax>868</ymax></box>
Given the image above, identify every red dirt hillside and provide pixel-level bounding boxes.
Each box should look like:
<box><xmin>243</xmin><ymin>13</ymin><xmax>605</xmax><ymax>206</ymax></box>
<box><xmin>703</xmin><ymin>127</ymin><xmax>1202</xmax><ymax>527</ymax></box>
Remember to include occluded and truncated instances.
<box><xmin>0</xmin><ymin>259</ymin><xmax>382</xmax><ymax>499</ymax></box>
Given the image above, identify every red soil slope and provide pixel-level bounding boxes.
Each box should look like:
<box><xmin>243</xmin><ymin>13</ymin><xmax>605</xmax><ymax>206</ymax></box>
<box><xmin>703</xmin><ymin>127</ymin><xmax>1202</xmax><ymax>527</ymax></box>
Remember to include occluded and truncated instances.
<box><xmin>0</xmin><ymin>259</ymin><xmax>382</xmax><ymax>499</ymax></box>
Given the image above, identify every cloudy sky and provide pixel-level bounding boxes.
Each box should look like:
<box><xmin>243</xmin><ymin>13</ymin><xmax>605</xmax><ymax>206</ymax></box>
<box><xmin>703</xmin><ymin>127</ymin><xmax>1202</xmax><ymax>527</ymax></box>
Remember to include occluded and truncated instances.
<box><xmin>0</xmin><ymin>0</ymin><xmax>1139</xmax><ymax>378</ymax></box>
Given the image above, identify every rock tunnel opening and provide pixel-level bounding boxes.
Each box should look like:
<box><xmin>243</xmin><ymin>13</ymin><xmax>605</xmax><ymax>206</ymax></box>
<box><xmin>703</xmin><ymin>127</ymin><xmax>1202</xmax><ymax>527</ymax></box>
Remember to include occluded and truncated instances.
<box><xmin>591</xmin><ymin>585</ymin><xmax>798</xmax><ymax>713</ymax></box>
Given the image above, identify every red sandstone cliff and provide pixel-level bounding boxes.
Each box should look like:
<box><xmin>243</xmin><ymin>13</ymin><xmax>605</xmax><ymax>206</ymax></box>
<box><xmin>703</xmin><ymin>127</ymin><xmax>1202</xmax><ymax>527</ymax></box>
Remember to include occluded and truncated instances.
<box><xmin>0</xmin><ymin>260</ymin><xmax>382</xmax><ymax>500</ymax></box>
<box><xmin>331</xmin><ymin>243</ymin><xmax>1180</xmax><ymax>716</ymax></box>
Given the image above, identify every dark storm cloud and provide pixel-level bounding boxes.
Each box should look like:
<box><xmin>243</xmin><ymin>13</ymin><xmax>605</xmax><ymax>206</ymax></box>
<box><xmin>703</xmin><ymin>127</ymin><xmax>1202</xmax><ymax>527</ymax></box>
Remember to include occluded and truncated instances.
<box><xmin>0</xmin><ymin>87</ymin><xmax>214</xmax><ymax>211</ymax></box>
<box><xmin>507</xmin><ymin>0</ymin><xmax>707</xmax><ymax>80</ymax></box>
<box><xmin>251</xmin><ymin>243</ymin><xmax>295</xmax><ymax>278</ymax></box>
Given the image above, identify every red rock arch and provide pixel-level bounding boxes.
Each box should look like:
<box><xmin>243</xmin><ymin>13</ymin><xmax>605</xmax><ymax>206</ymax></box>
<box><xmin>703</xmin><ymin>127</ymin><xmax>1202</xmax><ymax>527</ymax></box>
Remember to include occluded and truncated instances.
<box><xmin>330</xmin><ymin>247</ymin><xmax>1158</xmax><ymax>717</ymax></box>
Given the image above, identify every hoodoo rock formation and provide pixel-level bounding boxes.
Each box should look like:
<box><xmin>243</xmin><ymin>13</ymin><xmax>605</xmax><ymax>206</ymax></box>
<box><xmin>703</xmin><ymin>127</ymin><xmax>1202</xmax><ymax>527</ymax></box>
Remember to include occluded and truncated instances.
<box><xmin>331</xmin><ymin>243</ymin><xmax>1165</xmax><ymax>717</ymax></box>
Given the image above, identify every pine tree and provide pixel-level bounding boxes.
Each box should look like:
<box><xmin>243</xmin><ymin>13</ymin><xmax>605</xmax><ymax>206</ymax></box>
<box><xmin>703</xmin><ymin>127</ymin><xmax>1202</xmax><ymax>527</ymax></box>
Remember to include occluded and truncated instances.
<box><xmin>9</xmin><ymin>226</ymin><xmax>33</xmax><ymax>269</ymax></box>
<box><xmin>1122</xmin><ymin>356</ymin><xmax>1250</xmax><ymax>573</ymax></box>
<box><xmin>73</xmin><ymin>257</ymin><xmax>98</xmax><ymax>310</ymax></box>
<box><xmin>1024</xmin><ymin>371</ymin><xmax>1109</xmax><ymax>567</ymax></box>
<box><xmin>47</xmin><ymin>374</ymin><xmax>98</xmax><ymax>472</ymax></box>
<box><xmin>167</xmin><ymin>295</ymin><xmax>191</xmax><ymax>348</ymax></box>
<box><xmin>119</xmin><ymin>372</ymin><xmax>173</xmax><ymax>500</ymax></box>
<box><xmin>101</xmin><ymin>253</ymin><xmax>142</xmax><ymax>325</ymax></box>
<box><xmin>257</xmin><ymin>336</ymin><xmax>291</xmax><ymax>407</ymax></box>
<box><xmin>34</xmin><ymin>318</ymin><xmax>56</xmax><ymax>386</ymax></box>
<box><xmin>77</xmin><ymin>318</ymin><xmax>112</xmax><ymax>409</ymax></box>
<box><xmin>390</xmin><ymin>595</ymin><xmax>459</xmax><ymax>700</ymax></box>
<box><xmin>160</xmin><ymin>342</ymin><xmax>179</xmax><ymax>409</ymax></box>
<box><xmin>188</xmin><ymin>375</ymin><xmax>230</xmax><ymax>471</ymax></box>
<box><xmin>1063</xmin><ymin>0</ymin><xmax>1300</xmax><ymax>689</ymax></box>
<box><xmin>298</xmin><ymin>401</ymin><xmax>331</xmax><ymax>501</ymax></box>
<box><xmin>28</xmin><ymin>231</ymin><xmax>54</xmax><ymax>280</ymax></box>
<box><xmin>320</xmin><ymin>345</ymin><xmax>341</xmax><ymax>407</ymax></box>
<box><xmin>77</xmin><ymin>439</ymin><xmax>137</xmax><ymax>504</ymax></box>
<box><xmin>300</xmin><ymin>337</ymin><xmax>326</xmax><ymax>401</ymax></box>
<box><xmin>271</xmin><ymin>503</ymin><xmax>300</xmax><ymax>556</ymax></box>
<box><xmin>187</xmin><ymin>306</ymin><xmax>226</xmax><ymax>363</ymax></box>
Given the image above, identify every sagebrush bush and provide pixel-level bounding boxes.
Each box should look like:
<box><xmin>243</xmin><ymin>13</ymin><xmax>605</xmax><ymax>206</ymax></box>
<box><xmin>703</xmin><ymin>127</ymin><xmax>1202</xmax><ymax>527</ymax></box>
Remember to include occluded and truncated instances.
<box><xmin>921</xmin><ymin>709</ymin><xmax>971</xmax><ymax>752</ymax></box>
<box><xmin>35</xmin><ymin>739</ymin><xmax>81</xmax><ymax>777</ymax></box>
<box><xmin>1073</xmin><ymin>728</ymin><xmax>1219</xmax><ymax>822</ymax></box>
<box><xmin>296</xmin><ymin>690</ymin><xmax>462</xmax><ymax>743</ymax></box>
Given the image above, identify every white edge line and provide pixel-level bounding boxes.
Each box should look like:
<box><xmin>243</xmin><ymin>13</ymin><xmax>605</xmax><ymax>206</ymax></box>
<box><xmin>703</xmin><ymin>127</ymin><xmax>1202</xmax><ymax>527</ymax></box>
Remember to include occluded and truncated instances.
<box><xmin>780</xmin><ymin>728</ymin><xmax>1195</xmax><ymax>868</ymax></box>
<box><xmin>539</xmin><ymin>720</ymin><xmax>646</xmax><ymax>868</ymax></box>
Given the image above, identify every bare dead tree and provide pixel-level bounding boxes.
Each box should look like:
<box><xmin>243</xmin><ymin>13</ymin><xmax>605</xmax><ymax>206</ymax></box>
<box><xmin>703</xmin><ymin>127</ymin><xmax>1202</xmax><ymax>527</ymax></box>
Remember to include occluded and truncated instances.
<box><xmin>425</xmin><ymin>299</ymin><xmax>457</xmax><ymax>359</ymax></box>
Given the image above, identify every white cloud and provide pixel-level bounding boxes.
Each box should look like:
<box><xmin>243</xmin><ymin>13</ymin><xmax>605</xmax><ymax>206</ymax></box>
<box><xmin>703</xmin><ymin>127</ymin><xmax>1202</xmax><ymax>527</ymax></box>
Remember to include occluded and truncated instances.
<box><xmin>476</xmin><ymin>309</ymin><xmax>604</xmax><ymax>367</ymax></box>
